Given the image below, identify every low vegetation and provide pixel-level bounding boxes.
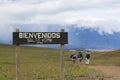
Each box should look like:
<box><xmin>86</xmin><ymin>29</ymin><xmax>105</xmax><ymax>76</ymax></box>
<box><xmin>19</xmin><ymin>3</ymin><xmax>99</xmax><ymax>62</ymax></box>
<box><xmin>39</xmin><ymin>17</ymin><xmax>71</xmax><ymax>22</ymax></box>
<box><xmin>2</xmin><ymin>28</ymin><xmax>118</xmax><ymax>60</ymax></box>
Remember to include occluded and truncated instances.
<box><xmin>91</xmin><ymin>50</ymin><xmax>120</xmax><ymax>66</ymax></box>
<box><xmin>0</xmin><ymin>44</ymin><xmax>119</xmax><ymax>80</ymax></box>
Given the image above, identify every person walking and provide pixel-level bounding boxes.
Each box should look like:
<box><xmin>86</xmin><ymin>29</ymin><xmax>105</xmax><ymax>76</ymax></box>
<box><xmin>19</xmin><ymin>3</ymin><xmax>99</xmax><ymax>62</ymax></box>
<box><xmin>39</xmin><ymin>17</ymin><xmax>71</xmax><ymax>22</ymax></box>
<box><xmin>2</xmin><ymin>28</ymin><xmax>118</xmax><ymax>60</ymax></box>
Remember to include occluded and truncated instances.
<box><xmin>77</xmin><ymin>51</ymin><xmax>83</xmax><ymax>63</ymax></box>
<box><xmin>85</xmin><ymin>50</ymin><xmax>91</xmax><ymax>65</ymax></box>
<box><xmin>70</xmin><ymin>52</ymin><xmax>77</xmax><ymax>64</ymax></box>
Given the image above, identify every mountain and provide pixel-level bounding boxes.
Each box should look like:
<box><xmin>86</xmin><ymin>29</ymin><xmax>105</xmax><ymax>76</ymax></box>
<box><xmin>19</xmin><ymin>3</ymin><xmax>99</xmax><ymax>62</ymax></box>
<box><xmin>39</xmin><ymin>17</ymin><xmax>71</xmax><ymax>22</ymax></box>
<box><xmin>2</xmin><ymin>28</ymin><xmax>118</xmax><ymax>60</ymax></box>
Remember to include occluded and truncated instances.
<box><xmin>67</xmin><ymin>27</ymin><xmax>120</xmax><ymax>49</ymax></box>
<box><xmin>36</xmin><ymin>26</ymin><xmax>120</xmax><ymax>49</ymax></box>
<box><xmin>1</xmin><ymin>24</ymin><xmax>120</xmax><ymax>49</ymax></box>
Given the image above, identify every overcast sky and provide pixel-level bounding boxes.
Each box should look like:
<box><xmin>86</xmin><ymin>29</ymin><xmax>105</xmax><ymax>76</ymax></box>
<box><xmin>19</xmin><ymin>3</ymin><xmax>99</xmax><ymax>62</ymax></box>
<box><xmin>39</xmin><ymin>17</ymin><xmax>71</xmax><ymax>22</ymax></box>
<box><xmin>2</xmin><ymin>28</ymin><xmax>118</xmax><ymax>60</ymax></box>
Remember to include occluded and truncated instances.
<box><xmin>0</xmin><ymin>0</ymin><xmax>120</xmax><ymax>43</ymax></box>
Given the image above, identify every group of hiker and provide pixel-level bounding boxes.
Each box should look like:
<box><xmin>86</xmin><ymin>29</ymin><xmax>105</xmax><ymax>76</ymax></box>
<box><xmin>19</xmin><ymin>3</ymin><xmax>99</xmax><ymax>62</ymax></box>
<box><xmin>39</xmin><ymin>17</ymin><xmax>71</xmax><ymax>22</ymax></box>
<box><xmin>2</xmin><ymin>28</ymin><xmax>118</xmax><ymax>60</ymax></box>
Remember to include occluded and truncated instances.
<box><xmin>70</xmin><ymin>50</ymin><xmax>91</xmax><ymax>65</ymax></box>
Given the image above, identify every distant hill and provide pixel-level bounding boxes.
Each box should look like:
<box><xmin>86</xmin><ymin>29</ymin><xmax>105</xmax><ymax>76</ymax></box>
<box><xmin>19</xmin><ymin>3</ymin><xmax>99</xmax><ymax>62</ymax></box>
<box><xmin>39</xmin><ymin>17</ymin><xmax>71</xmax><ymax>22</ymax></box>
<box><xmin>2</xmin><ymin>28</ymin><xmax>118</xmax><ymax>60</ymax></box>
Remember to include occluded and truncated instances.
<box><xmin>67</xmin><ymin>27</ymin><xmax>120</xmax><ymax>49</ymax></box>
<box><xmin>91</xmin><ymin>49</ymin><xmax>120</xmax><ymax>66</ymax></box>
<box><xmin>99</xmin><ymin>49</ymin><xmax>120</xmax><ymax>58</ymax></box>
<box><xmin>30</xmin><ymin>26</ymin><xmax>120</xmax><ymax>49</ymax></box>
<box><xmin>1</xmin><ymin>24</ymin><xmax>120</xmax><ymax>49</ymax></box>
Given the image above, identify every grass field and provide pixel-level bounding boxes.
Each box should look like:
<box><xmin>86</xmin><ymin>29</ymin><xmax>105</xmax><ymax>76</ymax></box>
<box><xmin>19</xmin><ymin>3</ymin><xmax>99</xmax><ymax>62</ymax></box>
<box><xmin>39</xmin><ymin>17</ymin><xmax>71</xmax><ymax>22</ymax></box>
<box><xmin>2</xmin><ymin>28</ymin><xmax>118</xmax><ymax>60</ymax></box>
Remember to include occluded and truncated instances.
<box><xmin>0</xmin><ymin>44</ymin><xmax>120</xmax><ymax>80</ymax></box>
<box><xmin>91</xmin><ymin>50</ymin><xmax>120</xmax><ymax>66</ymax></box>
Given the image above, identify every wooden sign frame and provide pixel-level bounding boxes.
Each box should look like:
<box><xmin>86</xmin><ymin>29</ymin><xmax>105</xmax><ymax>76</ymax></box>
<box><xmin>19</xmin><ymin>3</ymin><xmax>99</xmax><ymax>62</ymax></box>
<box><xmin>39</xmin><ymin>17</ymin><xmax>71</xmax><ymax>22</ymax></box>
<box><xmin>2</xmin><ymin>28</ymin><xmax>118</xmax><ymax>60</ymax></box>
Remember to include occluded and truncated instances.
<box><xmin>13</xmin><ymin>29</ymin><xmax>68</xmax><ymax>80</ymax></box>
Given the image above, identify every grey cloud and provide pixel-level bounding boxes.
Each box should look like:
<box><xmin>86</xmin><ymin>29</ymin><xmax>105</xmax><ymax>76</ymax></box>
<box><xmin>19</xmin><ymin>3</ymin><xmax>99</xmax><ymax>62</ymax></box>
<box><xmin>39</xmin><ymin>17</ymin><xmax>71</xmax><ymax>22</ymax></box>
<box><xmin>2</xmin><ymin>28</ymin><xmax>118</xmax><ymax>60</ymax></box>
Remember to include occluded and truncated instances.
<box><xmin>0</xmin><ymin>0</ymin><xmax>120</xmax><ymax>35</ymax></box>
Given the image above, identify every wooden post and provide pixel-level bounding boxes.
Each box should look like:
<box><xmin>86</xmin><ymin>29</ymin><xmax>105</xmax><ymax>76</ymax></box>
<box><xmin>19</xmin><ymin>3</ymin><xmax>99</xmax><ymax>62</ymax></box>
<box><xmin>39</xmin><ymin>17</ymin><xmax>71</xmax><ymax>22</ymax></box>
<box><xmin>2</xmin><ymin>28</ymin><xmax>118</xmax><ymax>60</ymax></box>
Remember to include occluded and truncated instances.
<box><xmin>15</xmin><ymin>29</ymin><xmax>20</xmax><ymax>80</ymax></box>
<box><xmin>60</xmin><ymin>29</ymin><xmax>65</xmax><ymax>80</ymax></box>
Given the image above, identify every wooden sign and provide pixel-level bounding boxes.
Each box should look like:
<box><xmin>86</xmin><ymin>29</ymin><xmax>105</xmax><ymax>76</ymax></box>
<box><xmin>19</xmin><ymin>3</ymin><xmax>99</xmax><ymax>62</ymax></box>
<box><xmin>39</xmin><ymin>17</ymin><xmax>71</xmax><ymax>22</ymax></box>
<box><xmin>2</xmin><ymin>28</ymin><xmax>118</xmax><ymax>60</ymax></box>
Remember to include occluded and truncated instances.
<box><xmin>13</xmin><ymin>29</ymin><xmax>67</xmax><ymax>80</ymax></box>
<box><xmin>13</xmin><ymin>32</ymin><xmax>68</xmax><ymax>44</ymax></box>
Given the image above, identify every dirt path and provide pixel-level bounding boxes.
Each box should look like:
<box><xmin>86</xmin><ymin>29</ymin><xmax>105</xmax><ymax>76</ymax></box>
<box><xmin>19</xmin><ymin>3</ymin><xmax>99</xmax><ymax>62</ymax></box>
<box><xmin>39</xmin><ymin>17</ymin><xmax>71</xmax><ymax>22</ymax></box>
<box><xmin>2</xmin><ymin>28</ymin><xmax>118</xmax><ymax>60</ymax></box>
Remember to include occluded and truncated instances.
<box><xmin>88</xmin><ymin>65</ymin><xmax>120</xmax><ymax>78</ymax></box>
